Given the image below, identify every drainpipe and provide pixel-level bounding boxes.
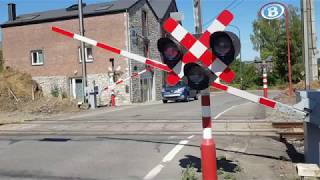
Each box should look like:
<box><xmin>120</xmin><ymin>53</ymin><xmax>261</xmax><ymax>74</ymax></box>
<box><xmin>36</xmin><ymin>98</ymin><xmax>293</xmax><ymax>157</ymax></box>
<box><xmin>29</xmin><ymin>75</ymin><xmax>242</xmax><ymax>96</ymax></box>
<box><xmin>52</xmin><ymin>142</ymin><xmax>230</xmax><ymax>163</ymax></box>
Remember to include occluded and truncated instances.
<box><xmin>126</xmin><ymin>10</ymin><xmax>133</xmax><ymax>103</ymax></box>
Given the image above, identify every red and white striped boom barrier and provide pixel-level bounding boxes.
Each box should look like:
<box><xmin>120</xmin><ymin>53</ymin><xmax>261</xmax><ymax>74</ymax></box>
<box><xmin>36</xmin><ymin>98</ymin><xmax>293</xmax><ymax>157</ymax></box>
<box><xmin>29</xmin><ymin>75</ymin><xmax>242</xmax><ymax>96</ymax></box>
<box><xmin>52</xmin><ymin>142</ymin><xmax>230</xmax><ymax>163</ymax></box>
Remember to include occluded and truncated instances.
<box><xmin>51</xmin><ymin>13</ymin><xmax>306</xmax><ymax>118</ymax></box>
<box><xmin>103</xmin><ymin>69</ymin><xmax>149</xmax><ymax>91</ymax></box>
<box><xmin>52</xmin><ymin>27</ymin><xmax>171</xmax><ymax>73</ymax></box>
<box><xmin>211</xmin><ymin>81</ymin><xmax>307</xmax><ymax>119</ymax></box>
<box><xmin>103</xmin><ymin>69</ymin><xmax>149</xmax><ymax>107</ymax></box>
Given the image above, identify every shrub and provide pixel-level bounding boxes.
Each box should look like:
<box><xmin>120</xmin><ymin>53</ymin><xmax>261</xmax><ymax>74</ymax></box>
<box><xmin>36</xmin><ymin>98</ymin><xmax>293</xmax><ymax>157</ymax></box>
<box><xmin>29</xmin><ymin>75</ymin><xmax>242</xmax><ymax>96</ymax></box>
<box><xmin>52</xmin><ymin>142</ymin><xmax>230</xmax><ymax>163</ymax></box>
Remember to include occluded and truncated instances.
<box><xmin>181</xmin><ymin>164</ymin><xmax>198</xmax><ymax>180</ymax></box>
<box><xmin>50</xmin><ymin>85</ymin><xmax>60</xmax><ymax>97</ymax></box>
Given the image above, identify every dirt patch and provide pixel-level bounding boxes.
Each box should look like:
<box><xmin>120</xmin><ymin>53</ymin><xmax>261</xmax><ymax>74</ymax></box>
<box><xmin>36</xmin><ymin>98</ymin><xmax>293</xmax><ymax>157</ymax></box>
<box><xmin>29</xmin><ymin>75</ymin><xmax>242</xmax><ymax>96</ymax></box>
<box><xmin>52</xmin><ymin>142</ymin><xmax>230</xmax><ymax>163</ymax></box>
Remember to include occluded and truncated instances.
<box><xmin>20</xmin><ymin>98</ymin><xmax>80</xmax><ymax>114</ymax></box>
<box><xmin>0</xmin><ymin>68</ymin><xmax>81</xmax><ymax>123</ymax></box>
<box><xmin>294</xmin><ymin>80</ymin><xmax>320</xmax><ymax>90</ymax></box>
<box><xmin>273</xmin><ymin>80</ymin><xmax>320</xmax><ymax>105</ymax></box>
<box><xmin>0</xmin><ymin>68</ymin><xmax>41</xmax><ymax>111</ymax></box>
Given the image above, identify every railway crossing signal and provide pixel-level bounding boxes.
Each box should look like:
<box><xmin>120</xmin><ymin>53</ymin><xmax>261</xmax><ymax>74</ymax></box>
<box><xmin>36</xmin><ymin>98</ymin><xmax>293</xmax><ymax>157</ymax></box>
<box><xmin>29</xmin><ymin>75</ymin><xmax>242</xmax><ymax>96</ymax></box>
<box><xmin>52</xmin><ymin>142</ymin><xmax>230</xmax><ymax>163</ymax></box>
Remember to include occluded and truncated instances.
<box><xmin>162</xmin><ymin>10</ymin><xmax>235</xmax><ymax>85</ymax></box>
<box><xmin>157</xmin><ymin>11</ymin><xmax>240</xmax><ymax>90</ymax></box>
<box><xmin>51</xmin><ymin>9</ymin><xmax>308</xmax><ymax>180</ymax></box>
<box><xmin>51</xmin><ymin>10</ymin><xmax>306</xmax><ymax>117</ymax></box>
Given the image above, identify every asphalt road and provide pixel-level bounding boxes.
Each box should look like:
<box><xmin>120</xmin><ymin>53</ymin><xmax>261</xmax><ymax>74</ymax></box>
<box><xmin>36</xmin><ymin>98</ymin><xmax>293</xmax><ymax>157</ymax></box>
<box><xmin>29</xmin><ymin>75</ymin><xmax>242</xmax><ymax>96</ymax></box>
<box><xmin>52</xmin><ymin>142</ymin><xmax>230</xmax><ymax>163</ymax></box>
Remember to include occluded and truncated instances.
<box><xmin>0</xmin><ymin>91</ymin><xmax>286</xmax><ymax>180</ymax></box>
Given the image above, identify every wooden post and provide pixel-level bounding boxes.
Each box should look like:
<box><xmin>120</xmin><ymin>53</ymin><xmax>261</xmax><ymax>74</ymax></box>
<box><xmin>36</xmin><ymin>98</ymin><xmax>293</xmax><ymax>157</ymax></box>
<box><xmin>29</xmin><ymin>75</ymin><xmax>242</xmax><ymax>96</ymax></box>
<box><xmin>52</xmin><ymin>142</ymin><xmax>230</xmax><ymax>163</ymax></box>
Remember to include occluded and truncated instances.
<box><xmin>31</xmin><ymin>85</ymin><xmax>35</xmax><ymax>101</ymax></box>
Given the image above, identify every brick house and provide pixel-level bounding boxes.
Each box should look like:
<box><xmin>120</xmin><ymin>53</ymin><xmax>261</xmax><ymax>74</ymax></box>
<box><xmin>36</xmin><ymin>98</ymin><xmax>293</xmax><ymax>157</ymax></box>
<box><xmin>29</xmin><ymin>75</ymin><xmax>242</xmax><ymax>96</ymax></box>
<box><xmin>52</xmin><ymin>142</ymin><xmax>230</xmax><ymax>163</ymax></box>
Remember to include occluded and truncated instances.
<box><xmin>1</xmin><ymin>0</ymin><xmax>178</xmax><ymax>105</ymax></box>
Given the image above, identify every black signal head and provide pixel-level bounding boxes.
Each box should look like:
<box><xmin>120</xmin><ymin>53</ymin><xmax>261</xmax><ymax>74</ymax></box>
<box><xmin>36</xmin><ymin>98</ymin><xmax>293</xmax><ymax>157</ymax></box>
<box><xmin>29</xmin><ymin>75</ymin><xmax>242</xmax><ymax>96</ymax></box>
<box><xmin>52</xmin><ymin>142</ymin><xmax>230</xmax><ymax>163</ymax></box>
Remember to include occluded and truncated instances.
<box><xmin>210</xmin><ymin>31</ymin><xmax>240</xmax><ymax>66</ymax></box>
<box><xmin>184</xmin><ymin>63</ymin><xmax>210</xmax><ymax>90</ymax></box>
<box><xmin>157</xmin><ymin>38</ymin><xmax>182</xmax><ymax>69</ymax></box>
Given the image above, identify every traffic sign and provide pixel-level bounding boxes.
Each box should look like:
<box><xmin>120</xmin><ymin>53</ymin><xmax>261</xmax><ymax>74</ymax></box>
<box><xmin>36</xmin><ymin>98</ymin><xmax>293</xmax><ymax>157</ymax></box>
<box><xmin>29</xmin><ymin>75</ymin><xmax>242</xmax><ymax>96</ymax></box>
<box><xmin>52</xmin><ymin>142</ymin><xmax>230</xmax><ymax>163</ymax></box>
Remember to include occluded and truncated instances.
<box><xmin>260</xmin><ymin>2</ymin><xmax>285</xmax><ymax>20</ymax></box>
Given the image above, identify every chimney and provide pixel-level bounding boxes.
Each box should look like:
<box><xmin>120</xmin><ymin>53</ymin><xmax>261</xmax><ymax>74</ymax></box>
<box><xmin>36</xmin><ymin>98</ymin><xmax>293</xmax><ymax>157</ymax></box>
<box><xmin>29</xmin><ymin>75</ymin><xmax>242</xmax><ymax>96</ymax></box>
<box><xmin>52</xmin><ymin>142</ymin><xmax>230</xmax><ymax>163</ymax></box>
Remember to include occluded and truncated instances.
<box><xmin>8</xmin><ymin>3</ymin><xmax>16</xmax><ymax>21</ymax></box>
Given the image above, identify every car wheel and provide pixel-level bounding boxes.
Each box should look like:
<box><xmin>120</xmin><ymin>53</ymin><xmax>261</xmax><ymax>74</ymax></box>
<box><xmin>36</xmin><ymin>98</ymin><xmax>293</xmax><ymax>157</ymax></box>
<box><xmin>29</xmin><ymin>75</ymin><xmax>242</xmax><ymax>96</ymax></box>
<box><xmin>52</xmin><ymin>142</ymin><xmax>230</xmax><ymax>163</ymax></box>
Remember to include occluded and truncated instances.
<box><xmin>162</xmin><ymin>100</ymin><xmax>168</xmax><ymax>103</ymax></box>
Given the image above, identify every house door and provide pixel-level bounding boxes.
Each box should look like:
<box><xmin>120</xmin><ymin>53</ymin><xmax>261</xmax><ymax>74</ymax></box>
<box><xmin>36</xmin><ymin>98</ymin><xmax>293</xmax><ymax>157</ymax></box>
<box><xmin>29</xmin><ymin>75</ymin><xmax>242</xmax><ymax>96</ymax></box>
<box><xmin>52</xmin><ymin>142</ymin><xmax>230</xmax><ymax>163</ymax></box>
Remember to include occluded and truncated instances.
<box><xmin>140</xmin><ymin>77</ymin><xmax>153</xmax><ymax>102</ymax></box>
<box><xmin>70</xmin><ymin>78</ymin><xmax>84</xmax><ymax>102</ymax></box>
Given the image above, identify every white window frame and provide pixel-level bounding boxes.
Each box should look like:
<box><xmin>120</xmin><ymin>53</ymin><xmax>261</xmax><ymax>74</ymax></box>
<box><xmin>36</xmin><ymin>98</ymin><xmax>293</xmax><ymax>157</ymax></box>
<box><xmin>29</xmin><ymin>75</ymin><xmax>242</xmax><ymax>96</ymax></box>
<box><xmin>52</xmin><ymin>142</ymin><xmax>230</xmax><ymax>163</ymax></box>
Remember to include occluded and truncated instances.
<box><xmin>31</xmin><ymin>50</ymin><xmax>44</xmax><ymax>66</ymax></box>
<box><xmin>79</xmin><ymin>46</ymin><xmax>94</xmax><ymax>63</ymax></box>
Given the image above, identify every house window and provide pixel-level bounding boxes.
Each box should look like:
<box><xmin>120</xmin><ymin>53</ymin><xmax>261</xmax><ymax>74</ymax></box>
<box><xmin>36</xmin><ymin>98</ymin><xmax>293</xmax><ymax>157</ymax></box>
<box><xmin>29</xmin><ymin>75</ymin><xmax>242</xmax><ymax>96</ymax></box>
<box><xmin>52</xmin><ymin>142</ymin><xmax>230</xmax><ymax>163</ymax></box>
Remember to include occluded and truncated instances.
<box><xmin>143</xmin><ymin>41</ymin><xmax>149</xmax><ymax>57</ymax></box>
<box><xmin>142</xmin><ymin>10</ymin><xmax>148</xmax><ymax>37</ymax></box>
<box><xmin>31</xmin><ymin>50</ymin><xmax>44</xmax><ymax>65</ymax></box>
<box><xmin>79</xmin><ymin>46</ymin><xmax>94</xmax><ymax>62</ymax></box>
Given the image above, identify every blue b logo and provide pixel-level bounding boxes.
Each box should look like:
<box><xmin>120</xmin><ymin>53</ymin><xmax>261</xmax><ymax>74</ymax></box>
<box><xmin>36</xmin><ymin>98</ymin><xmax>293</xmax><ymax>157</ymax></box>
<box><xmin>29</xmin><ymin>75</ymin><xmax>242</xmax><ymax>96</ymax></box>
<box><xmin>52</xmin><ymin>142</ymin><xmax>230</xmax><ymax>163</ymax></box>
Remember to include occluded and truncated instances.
<box><xmin>260</xmin><ymin>3</ymin><xmax>285</xmax><ymax>20</ymax></box>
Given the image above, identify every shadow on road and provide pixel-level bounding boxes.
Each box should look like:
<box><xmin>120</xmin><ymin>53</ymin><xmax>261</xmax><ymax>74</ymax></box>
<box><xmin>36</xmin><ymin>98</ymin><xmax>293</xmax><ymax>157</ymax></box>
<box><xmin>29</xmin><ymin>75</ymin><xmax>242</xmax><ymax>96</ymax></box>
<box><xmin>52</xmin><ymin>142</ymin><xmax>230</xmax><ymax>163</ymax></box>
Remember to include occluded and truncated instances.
<box><xmin>179</xmin><ymin>155</ymin><xmax>201</xmax><ymax>172</ymax></box>
<box><xmin>96</xmin><ymin>136</ymin><xmax>200</xmax><ymax>147</ymax></box>
<box><xmin>40</xmin><ymin>138</ymin><xmax>71</xmax><ymax>142</ymax></box>
<box><xmin>45</xmin><ymin>136</ymin><xmax>298</xmax><ymax>162</ymax></box>
<box><xmin>281</xmin><ymin>139</ymin><xmax>304</xmax><ymax>163</ymax></box>
<box><xmin>178</xmin><ymin>155</ymin><xmax>239</xmax><ymax>173</ymax></box>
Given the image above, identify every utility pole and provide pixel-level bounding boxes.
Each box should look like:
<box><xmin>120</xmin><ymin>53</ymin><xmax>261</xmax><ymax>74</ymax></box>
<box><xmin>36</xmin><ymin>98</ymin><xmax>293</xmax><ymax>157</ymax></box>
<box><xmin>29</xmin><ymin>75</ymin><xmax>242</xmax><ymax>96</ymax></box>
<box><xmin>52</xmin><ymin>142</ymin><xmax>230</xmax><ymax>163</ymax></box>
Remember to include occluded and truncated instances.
<box><xmin>302</xmin><ymin>0</ymin><xmax>318</xmax><ymax>90</ymax></box>
<box><xmin>301</xmin><ymin>0</ymin><xmax>311</xmax><ymax>90</ymax></box>
<box><xmin>193</xmin><ymin>0</ymin><xmax>217</xmax><ymax>180</ymax></box>
<box><xmin>193</xmin><ymin>0</ymin><xmax>202</xmax><ymax>34</ymax></box>
<box><xmin>79</xmin><ymin>0</ymin><xmax>87</xmax><ymax>102</ymax></box>
<box><xmin>309</xmin><ymin>0</ymin><xmax>318</xmax><ymax>81</ymax></box>
<box><xmin>302</xmin><ymin>0</ymin><xmax>311</xmax><ymax>89</ymax></box>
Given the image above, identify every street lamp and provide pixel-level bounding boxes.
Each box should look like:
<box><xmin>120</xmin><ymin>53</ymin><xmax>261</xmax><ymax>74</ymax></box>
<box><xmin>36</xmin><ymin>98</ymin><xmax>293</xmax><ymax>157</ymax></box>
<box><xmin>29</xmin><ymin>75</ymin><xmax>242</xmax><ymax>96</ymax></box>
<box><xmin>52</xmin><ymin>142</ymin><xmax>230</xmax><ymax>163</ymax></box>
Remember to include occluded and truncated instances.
<box><xmin>228</xmin><ymin>24</ymin><xmax>243</xmax><ymax>89</ymax></box>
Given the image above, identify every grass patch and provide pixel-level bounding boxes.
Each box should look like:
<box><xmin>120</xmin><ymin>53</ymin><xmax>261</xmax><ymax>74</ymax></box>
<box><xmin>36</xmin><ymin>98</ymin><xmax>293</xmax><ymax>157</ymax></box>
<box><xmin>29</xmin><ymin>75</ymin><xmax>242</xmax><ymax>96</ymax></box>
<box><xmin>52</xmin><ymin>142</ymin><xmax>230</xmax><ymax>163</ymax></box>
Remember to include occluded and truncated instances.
<box><xmin>181</xmin><ymin>164</ymin><xmax>199</xmax><ymax>180</ymax></box>
<box><xmin>217</xmin><ymin>155</ymin><xmax>242</xmax><ymax>180</ymax></box>
<box><xmin>223</xmin><ymin>172</ymin><xmax>236</xmax><ymax>180</ymax></box>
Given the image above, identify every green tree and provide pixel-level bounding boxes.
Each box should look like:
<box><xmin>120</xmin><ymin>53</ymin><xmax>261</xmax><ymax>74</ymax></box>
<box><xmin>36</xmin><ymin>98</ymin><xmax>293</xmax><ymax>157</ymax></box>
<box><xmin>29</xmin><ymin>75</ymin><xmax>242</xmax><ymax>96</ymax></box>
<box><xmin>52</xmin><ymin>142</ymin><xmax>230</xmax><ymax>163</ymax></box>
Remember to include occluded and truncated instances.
<box><xmin>250</xmin><ymin>5</ymin><xmax>303</xmax><ymax>84</ymax></box>
<box><xmin>230</xmin><ymin>59</ymin><xmax>260</xmax><ymax>89</ymax></box>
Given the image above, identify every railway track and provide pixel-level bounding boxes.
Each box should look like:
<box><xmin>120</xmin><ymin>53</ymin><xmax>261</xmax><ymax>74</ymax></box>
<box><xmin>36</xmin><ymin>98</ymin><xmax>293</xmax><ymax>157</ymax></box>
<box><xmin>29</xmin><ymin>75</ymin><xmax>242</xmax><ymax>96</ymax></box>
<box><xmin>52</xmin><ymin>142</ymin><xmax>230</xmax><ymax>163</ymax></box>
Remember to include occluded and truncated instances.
<box><xmin>0</xmin><ymin>119</ymin><xmax>305</xmax><ymax>138</ymax></box>
<box><xmin>272</xmin><ymin>122</ymin><xmax>304</xmax><ymax>140</ymax></box>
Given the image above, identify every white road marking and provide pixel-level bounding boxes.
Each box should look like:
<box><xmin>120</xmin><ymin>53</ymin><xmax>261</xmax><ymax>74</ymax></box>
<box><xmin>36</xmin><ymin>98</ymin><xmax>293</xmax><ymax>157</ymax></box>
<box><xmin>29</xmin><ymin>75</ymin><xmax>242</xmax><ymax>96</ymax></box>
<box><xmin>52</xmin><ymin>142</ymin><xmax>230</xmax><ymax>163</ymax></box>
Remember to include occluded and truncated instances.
<box><xmin>162</xmin><ymin>140</ymin><xmax>189</xmax><ymax>163</ymax></box>
<box><xmin>187</xmin><ymin>135</ymin><xmax>194</xmax><ymax>139</ymax></box>
<box><xmin>214</xmin><ymin>106</ymin><xmax>236</xmax><ymax>120</ymax></box>
<box><xmin>143</xmin><ymin>164</ymin><xmax>165</xmax><ymax>180</ymax></box>
<box><xmin>143</xmin><ymin>136</ymin><xmax>194</xmax><ymax>180</ymax></box>
<box><xmin>214</xmin><ymin>102</ymin><xmax>251</xmax><ymax>119</ymax></box>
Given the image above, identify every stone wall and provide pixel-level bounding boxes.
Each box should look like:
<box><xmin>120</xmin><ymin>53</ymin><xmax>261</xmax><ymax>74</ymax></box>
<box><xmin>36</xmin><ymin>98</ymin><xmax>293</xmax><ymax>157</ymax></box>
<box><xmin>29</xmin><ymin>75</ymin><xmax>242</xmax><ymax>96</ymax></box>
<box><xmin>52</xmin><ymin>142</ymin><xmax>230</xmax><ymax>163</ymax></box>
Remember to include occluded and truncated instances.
<box><xmin>129</xmin><ymin>0</ymin><xmax>163</xmax><ymax>102</ymax></box>
<box><xmin>33</xmin><ymin>73</ymin><xmax>130</xmax><ymax>106</ymax></box>
<box><xmin>33</xmin><ymin>76</ymin><xmax>68</xmax><ymax>97</ymax></box>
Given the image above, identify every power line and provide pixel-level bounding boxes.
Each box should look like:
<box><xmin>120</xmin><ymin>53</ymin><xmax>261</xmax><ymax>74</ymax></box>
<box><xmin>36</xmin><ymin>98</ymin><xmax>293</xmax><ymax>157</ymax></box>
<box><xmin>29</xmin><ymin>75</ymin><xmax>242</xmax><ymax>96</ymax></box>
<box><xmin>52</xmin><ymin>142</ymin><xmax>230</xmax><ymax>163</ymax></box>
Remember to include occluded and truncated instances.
<box><xmin>229</xmin><ymin>0</ymin><xmax>244</xmax><ymax>10</ymax></box>
<box><xmin>203</xmin><ymin>0</ymin><xmax>244</xmax><ymax>28</ymax></box>
<box><xmin>224</xmin><ymin>0</ymin><xmax>239</xmax><ymax>10</ymax></box>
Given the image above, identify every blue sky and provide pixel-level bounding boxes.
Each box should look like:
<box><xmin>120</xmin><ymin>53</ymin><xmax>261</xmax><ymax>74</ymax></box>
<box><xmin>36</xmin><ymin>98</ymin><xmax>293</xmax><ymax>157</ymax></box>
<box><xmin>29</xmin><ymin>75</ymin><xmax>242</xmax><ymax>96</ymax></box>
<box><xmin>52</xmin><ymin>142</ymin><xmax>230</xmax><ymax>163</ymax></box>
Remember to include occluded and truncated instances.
<box><xmin>0</xmin><ymin>0</ymin><xmax>320</xmax><ymax>61</ymax></box>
